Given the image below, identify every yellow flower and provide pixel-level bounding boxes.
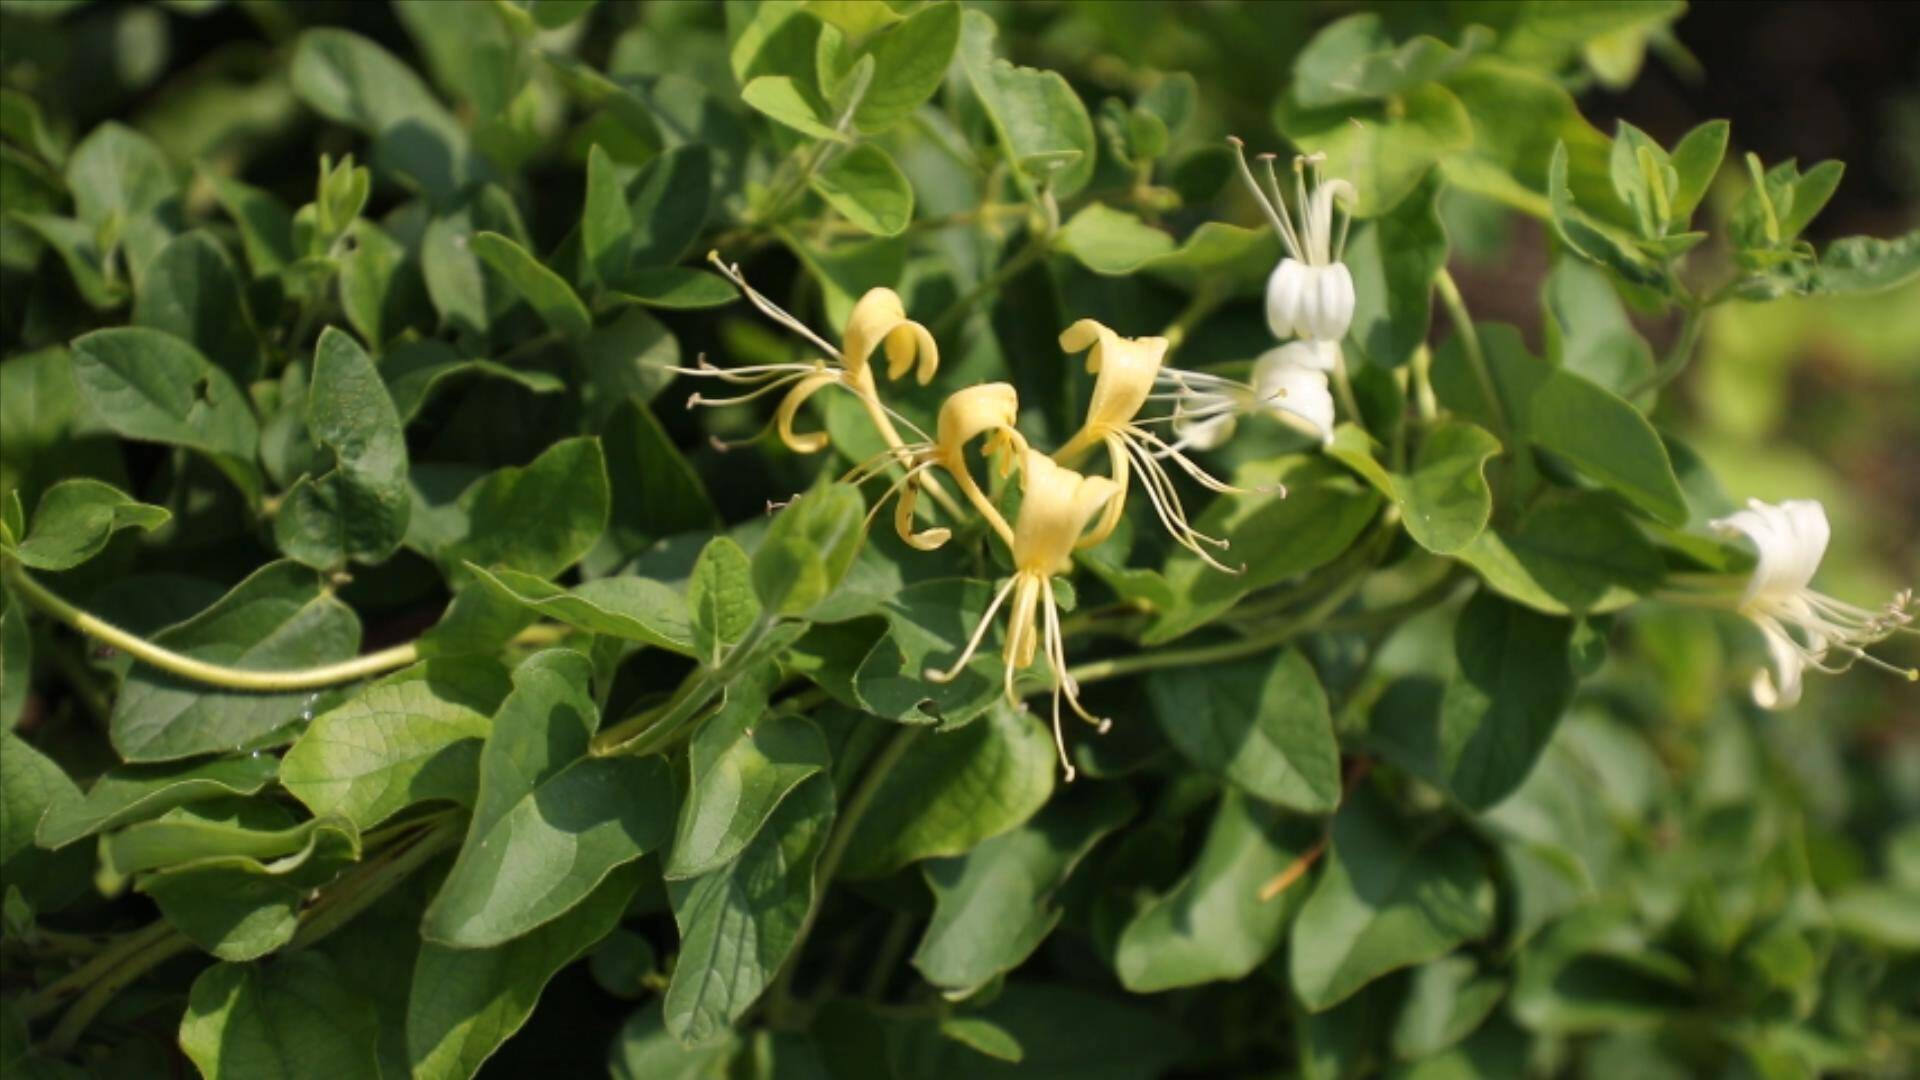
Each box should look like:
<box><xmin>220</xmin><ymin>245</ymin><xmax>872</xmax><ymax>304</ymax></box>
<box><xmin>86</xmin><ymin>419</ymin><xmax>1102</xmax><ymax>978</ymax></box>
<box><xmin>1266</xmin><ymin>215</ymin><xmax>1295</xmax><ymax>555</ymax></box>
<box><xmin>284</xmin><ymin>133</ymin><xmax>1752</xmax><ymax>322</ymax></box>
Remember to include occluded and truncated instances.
<box><xmin>927</xmin><ymin>448</ymin><xmax>1119</xmax><ymax>780</ymax></box>
<box><xmin>677</xmin><ymin>255</ymin><xmax>938</xmax><ymax>457</ymax></box>
<box><xmin>1051</xmin><ymin>318</ymin><xmax>1245</xmax><ymax>573</ymax></box>
<box><xmin>853</xmin><ymin>382</ymin><xmax>1027</xmax><ymax>552</ymax></box>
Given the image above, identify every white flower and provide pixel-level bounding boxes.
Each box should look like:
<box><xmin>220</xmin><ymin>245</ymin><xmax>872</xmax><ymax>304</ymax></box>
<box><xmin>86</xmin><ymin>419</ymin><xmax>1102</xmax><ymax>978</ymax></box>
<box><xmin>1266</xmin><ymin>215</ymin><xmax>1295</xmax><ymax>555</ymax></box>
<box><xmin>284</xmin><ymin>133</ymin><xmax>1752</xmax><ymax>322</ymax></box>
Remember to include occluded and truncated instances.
<box><xmin>1230</xmin><ymin>140</ymin><xmax>1356</xmax><ymax>344</ymax></box>
<box><xmin>1707</xmin><ymin>498</ymin><xmax>1915</xmax><ymax>708</ymax></box>
<box><xmin>1158</xmin><ymin>342</ymin><xmax>1337</xmax><ymax>452</ymax></box>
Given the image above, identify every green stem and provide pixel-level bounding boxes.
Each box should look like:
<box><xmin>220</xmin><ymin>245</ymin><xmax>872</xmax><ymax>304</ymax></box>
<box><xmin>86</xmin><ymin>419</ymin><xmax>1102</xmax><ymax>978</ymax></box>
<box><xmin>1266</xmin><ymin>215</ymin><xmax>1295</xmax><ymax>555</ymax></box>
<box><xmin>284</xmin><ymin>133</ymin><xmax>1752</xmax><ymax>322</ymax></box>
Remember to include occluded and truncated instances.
<box><xmin>42</xmin><ymin>932</ymin><xmax>194</xmax><ymax>1056</ymax></box>
<box><xmin>4</xmin><ymin>561</ymin><xmax>418</xmax><ymax>692</ymax></box>
<box><xmin>289</xmin><ymin>818</ymin><xmax>464</xmax><ymax>951</ymax></box>
<box><xmin>21</xmin><ymin>920</ymin><xmax>177</xmax><ymax>1023</ymax></box>
<box><xmin>1331</xmin><ymin>354</ymin><xmax>1365</xmax><ymax>428</ymax></box>
<box><xmin>1160</xmin><ymin>286</ymin><xmax>1221</xmax><ymax>352</ymax></box>
<box><xmin>1433</xmin><ymin>268</ymin><xmax>1512</xmax><ymax>445</ymax></box>
<box><xmin>1626</xmin><ymin>302</ymin><xmax>1706</xmax><ymax>398</ymax></box>
<box><xmin>591</xmin><ymin>615</ymin><xmax>779</xmax><ymax>756</ymax></box>
<box><xmin>768</xmin><ymin>724</ymin><xmax>922</xmax><ymax>1020</ymax></box>
<box><xmin>931</xmin><ymin>237</ymin><xmax>1047</xmax><ymax>337</ymax></box>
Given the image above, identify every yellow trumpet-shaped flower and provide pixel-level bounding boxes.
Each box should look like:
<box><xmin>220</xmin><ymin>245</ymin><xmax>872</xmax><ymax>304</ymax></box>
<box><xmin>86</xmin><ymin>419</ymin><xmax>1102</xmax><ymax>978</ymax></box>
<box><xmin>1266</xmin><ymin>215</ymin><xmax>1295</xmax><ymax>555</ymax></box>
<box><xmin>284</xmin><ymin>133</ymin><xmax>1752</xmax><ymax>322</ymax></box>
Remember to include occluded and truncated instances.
<box><xmin>927</xmin><ymin>449</ymin><xmax>1119</xmax><ymax>781</ymax></box>
<box><xmin>1051</xmin><ymin>319</ymin><xmax>1248</xmax><ymax>574</ymax></box>
<box><xmin>849</xmin><ymin>382</ymin><xmax>1026</xmax><ymax>552</ymax></box>
<box><xmin>675</xmin><ymin>254</ymin><xmax>938</xmax><ymax>458</ymax></box>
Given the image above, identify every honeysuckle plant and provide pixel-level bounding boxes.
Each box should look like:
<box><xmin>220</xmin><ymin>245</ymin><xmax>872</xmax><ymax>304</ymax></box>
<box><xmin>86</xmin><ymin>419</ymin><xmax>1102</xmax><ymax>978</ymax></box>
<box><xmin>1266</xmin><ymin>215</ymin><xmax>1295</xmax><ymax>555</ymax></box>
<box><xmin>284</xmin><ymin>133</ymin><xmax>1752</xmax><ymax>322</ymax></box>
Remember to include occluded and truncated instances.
<box><xmin>1</xmin><ymin>2</ymin><xmax>1917</xmax><ymax>1078</ymax></box>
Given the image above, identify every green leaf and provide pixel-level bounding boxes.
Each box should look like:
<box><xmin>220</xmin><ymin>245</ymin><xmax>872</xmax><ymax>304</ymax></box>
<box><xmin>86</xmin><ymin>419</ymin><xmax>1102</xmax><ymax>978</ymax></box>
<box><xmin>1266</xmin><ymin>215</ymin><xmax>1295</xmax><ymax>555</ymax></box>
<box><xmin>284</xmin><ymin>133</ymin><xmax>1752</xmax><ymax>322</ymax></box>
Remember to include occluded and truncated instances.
<box><xmin>132</xmin><ymin>230</ymin><xmax>261</xmax><ymax>384</ymax></box>
<box><xmin>381</xmin><ymin>339</ymin><xmax>565</xmax><ymax>423</ymax></box>
<box><xmin>582</xmin><ymin>143</ymin><xmax>633</xmax><ymax>289</ymax></box>
<box><xmin>1441</xmin><ymin>59</ymin><xmax>1629</xmax><ymax>228</ymax></box>
<box><xmin>70</xmin><ymin>327</ymin><xmax>261</xmax><ymax>498</ymax></box>
<box><xmin>1</xmin><ymin>601</ymin><xmax>29</xmax><ymax>732</ymax></box>
<box><xmin>8</xmin><ymin>478</ymin><xmax>168</xmax><ymax>571</ymax></box>
<box><xmin>610</xmin><ymin>267</ymin><xmax>737</xmax><ymax>309</ymax></box>
<box><xmin>465</xmin><ymin>564</ymin><xmax>694</xmax><ymax>655</ymax></box>
<box><xmin>883</xmin><ymin>983</ymin><xmax>1191</xmax><ymax>1079</ymax></box>
<box><xmin>470</xmin><ymin>231</ymin><xmax>593</xmax><ymax>339</ymax></box>
<box><xmin>1666</xmin><ymin>119</ymin><xmax>1728</xmax><ymax>224</ymax></box>
<box><xmin>0</xmin><ymin>87</ymin><xmax>66</xmax><ymax>164</ymax></box>
<box><xmin>1544</xmin><ymin>258</ymin><xmax>1655</xmax><ymax>397</ymax></box>
<box><xmin>1432</xmin><ymin>324</ymin><xmax>1685</xmax><ymax>526</ymax></box>
<box><xmin>914</xmin><ymin>786</ymin><xmax>1132</xmax><ymax>991</ymax></box>
<box><xmin>663</xmin><ymin>773</ymin><xmax>834</xmax><ymax>1046</ymax></box>
<box><xmin>1453</xmin><ymin>491</ymin><xmax>1662</xmax><ymax>616</ymax></box>
<box><xmin>1274</xmin><ymin>82</ymin><xmax>1471</xmax><ymax>218</ymax></box>
<box><xmin>1800</xmin><ymin>230</ymin><xmax>1920</xmax><ymax>295</ymax></box>
<box><xmin>839</xmin><ymin>702</ymin><xmax>1056</xmax><ymax>879</ymax></box>
<box><xmin>602</xmin><ymin>397</ymin><xmax>719</xmax><ymax>555</ymax></box>
<box><xmin>844</xmin><ymin>0</ymin><xmax>959</xmax><ymax>134</ymax></box>
<box><xmin>206</xmin><ymin>173</ymin><xmax>297</xmax><ymax>276</ymax></box>
<box><xmin>1830</xmin><ymin>885</ymin><xmax>1920</xmax><ymax>949</ymax></box>
<box><xmin>290</xmin><ymin>28</ymin><xmax>481</xmax><ymax>202</ymax></box>
<box><xmin>441</xmin><ymin>436</ymin><xmax>610</xmax><ymax>580</ymax></box>
<box><xmin>1054</xmin><ymin>204</ymin><xmax>1176</xmax><ymax>275</ymax></box>
<box><xmin>1147</xmin><ymin>649</ymin><xmax>1342</xmax><ymax>812</ymax></box>
<box><xmin>851</xmin><ymin>578</ymin><xmax>1008</xmax><ymax>728</ymax></box>
<box><xmin>957</xmin><ymin>9</ymin><xmax>1096</xmax><ymax>199</ymax></box>
<box><xmin>1440</xmin><ymin>591</ymin><xmax>1577</xmax><ymax>810</ymax></box>
<box><xmin>142</xmin><ymin>815</ymin><xmax>360</xmax><ymax>961</ymax></box>
<box><xmin>281</xmin><ymin>658</ymin><xmax>509</xmax><ymax>830</ymax></box>
<box><xmin>409</xmin><ymin>864</ymin><xmax>646</xmax><ymax>1077</ymax></box>
<box><xmin>1289</xmin><ymin>790</ymin><xmax>1496</xmax><ymax>1011</ymax></box>
<box><xmin>274</xmin><ymin>327</ymin><xmax>412</xmax><ymax>569</ymax></box>
<box><xmin>1326</xmin><ymin>421</ymin><xmax>1500</xmax><ymax>555</ymax></box>
<box><xmin>0</xmin><ymin>731</ymin><xmax>92</xmax><ymax>911</ymax></box>
<box><xmin>9</xmin><ymin>212</ymin><xmax>124</xmax><ymax>309</ymax></box>
<box><xmin>665</xmin><ymin>666</ymin><xmax>827</xmax><ymax>880</ymax></box>
<box><xmin>1549</xmin><ymin>141</ymin><xmax>1664</xmax><ymax>288</ymax></box>
<box><xmin>809</xmin><ymin>143</ymin><xmax>913</xmax><ymax>236</ymax></box>
<box><xmin>111</xmin><ymin>561</ymin><xmax>362</xmax><ymax>762</ymax></box>
<box><xmin>1292</xmin><ymin>13</ymin><xmax>1491</xmax><ymax>109</ymax></box>
<box><xmin>337</xmin><ymin>219</ymin><xmax>429</xmax><ymax>348</ymax></box>
<box><xmin>626</xmin><ymin>144</ymin><xmax>712</xmax><ymax>269</ymax></box>
<box><xmin>180</xmin><ymin>953</ymin><xmax>381</xmax><ymax>1080</ymax></box>
<box><xmin>421</xmin><ymin>650</ymin><xmax>672</xmax><ymax>948</ymax></box>
<box><xmin>37</xmin><ymin>754</ymin><xmax>279</xmax><ymax>849</ymax></box>
<box><xmin>687</xmin><ymin>537</ymin><xmax>760</xmax><ymax>665</ymax></box>
<box><xmin>64</xmin><ymin>120</ymin><xmax>177</xmax><ymax>229</ymax></box>
<box><xmin>1390</xmin><ymin>954</ymin><xmax>1508</xmax><ymax>1061</ymax></box>
<box><xmin>98</xmin><ymin>800</ymin><xmax>326</xmax><ymax>877</ymax></box>
<box><xmin>741</xmin><ymin>75</ymin><xmax>849</xmax><ymax>142</ymax></box>
<box><xmin>751</xmin><ymin>482</ymin><xmax>866</xmax><ymax>617</ymax></box>
<box><xmin>1345</xmin><ymin>174</ymin><xmax>1447</xmax><ymax>367</ymax></box>
<box><xmin>608</xmin><ymin>1008</ymin><xmax>737</xmax><ymax>1079</ymax></box>
<box><xmin>1116</xmin><ymin>789</ymin><xmax>1321</xmax><ymax>992</ymax></box>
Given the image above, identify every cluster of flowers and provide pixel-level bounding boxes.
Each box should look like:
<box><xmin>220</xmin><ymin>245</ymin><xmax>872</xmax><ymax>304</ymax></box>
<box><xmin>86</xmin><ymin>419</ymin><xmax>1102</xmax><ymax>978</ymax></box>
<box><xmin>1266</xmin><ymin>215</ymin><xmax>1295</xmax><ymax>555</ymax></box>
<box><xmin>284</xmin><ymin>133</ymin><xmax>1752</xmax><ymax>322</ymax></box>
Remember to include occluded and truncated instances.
<box><xmin>678</xmin><ymin>140</ymin><xmax>1912</xmax><ymax>774</ymax></box>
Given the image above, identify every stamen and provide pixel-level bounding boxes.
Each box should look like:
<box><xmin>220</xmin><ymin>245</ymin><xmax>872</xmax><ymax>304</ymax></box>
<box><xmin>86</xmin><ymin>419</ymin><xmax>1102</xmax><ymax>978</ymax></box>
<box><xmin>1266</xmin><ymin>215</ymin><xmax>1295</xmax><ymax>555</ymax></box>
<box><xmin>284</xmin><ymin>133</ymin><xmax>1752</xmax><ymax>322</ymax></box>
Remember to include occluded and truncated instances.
<box><xmin>1258</xmin><ymin>154</ymin><xmax>1307</xmax><ymax>262</ymax></box>
<box><xmin>924</xmin><ymin>575</ymin><xmax>1020</xmax><ymax>683</ymax></box>
<box><xmin>707</xmin><ymin>251</ymin><xmax>845</xmax><ymax>362</ymax></box>
<box><xmin>1226</xmin><ymin>137</ymin><xmax>1299</xmax><ymax>259</ymax></box>
<box><xmin>684</xmin><ymin>369</ymin><xmax>826</xmax><ymax>409</ymax></box>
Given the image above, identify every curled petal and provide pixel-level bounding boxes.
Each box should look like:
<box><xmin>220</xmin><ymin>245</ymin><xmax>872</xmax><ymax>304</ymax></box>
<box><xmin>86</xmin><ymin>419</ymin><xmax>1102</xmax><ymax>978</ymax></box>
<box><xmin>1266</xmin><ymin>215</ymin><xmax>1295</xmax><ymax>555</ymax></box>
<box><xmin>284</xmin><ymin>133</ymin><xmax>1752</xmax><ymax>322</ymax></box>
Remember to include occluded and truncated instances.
<box><xmin>1751</xmin><ymin>617</ymin><xmax>1807</xmax><ymax>709</ymax></box>
<box><xmin>1079</xmin><ymin>438</ymin><xmax>1130</xmax><ymax>551</ymax></box>
<box><xmin>1254</xmin><ymin>346</ymin><xmax>1336</xmax><ymax>445</ymax></box>
<box><xmin>1710</xmin><ymin>498</ymin><xmax>1830</xmax><ymax>608</ymax></box>
<box><xmin>936</xmin><ymin>382</ymin><xmax>1022</xmax><ymax>464</ymax></box>
<box><xmin>1012</xmin><ymin>449</ymin><xmax>1123</xmax><ymax>576</ymax></box>
<box><xmin>1056</xmin><ymin>319</ymin><xmax>1168</xmax><ymax>460</ymax></box>
<box><xmin>774</xmin><ymin>372</ymin><xmax>840</xmax><ymax>454</ymax></box>
<box><xmin>894</xmin><ymin>480</ymin><xmax>951</xmax><ymax>551</ymax></box>
<box><xmin>844</xmin><ymin>288</ymin><xmax>938</xmax><ymax>383</ymax></box>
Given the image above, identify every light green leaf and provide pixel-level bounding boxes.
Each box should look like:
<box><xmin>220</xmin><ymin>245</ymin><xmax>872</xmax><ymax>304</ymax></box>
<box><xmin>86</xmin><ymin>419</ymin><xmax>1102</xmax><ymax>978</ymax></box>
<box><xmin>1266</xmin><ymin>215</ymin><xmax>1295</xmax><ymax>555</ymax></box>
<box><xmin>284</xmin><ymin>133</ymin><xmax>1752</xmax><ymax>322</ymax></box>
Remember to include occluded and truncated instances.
<box><xmin>1453</xmin><ymin>492</ymin><xmax>1662</xmax><ymax>616</ymax></box>
<box><xmin>423</xmin><ymin>650</ymin><xmax>675</xmax><ymax>947</ymax></box>
<box><xmin>957</xmin><ymin>9</ymin><xmax>1095</xmax><ymax>199</ymax></box>
<box><xmin>914</xmin><ymin>786</ymin><xmax>1132</xmax><ymax>991</ymax></box>
<box><xmin>609</xmin><ymin>267</ymin><xmax>737</xmax><ymax>309</ymax></box>
<box><xmin>465</xmin><ymin>564</ymin><xmax>694</xmax><ymax>655</ymax></box>
<box><xmin>843</xmin><ymin>0</ymin><xmax>959</xmax><ymax>133</ymax></box>
<box><xmin>1116</xmin><ymin>789</ymin><xmax>1321</xmax><ymax>992</ymax></box>
<box><xmin>290</xmin><ymin>28</ymin><xmax>481</xmax><ymax>201</ymax></box>
<box><xmin>1292</xmin><ymin>13</ymin><xmax>1491</xmax><ymax>109</ymax></box>
<box><xmin>132</xmin><ymin>230</ymin><xmax>261</xmax><ymax>384</ymax></box>
<box><xmin>441</xmin><ymin>436</ymin><xmax>610</xmax><ymax>580</ymax></box>
<box><xmin>8</xmin><ymin>478</ymin><xmax>168</xmax><ymax>571</ymax></box>
<box><xmin>64</xmin><ymin>120</ymin><xmax>177</xmax><ymax>229</ymax></box>
<box><xmin>1345</xmin><ymin>174</ymin><xmax>1447</xmax><ymax>368</ymax></box>
<box><xmin>1147</xmin><ymin>649</ymin><xmax>1341</xmax><ymax>812</ymax></box>
<box><xmin>70</xmin><ymin>327</ymin><xmax>261</xmax><ymax>498</ymax></box>
<box><xmin>1799</xmin><ymin>230</ymin><xmax>1920</xmax><ymax>295</ymax></box>
<box><xmin>751</xmin><ymin>482</ymin><xmax>866</xmax><ymax>617</ymax></box>
<box><xmin>1054</xmin><ymin>204</ymin><xmax>1175</xmax><ymax>275</ymax></box>
<box><xmin>665</xmin><ymin>666</ymin><xmax>826</xmax><ymax>880</ymax></box>
<box><xmin>111</xmin><ymin>561</ymin><xmax>362</xmax><ymax>762</ymax></box>
<box><xmin>1326</xmin><ymin>421</ymin><xmax>1499</xmax><ymax>555</ymax></box>
<box><xmin>1549</xmin><ymin>142</ymin><xmax>1664</xmax><ymax>288</ymax></box>
<box><xmin>206</xmin><ymin>173</ymin><xmax>297</xmax><ymax>276</ymax></box>
<box><xmin>409</xmin><ymin>864</ymin><xmax>645</xmax><ymax>1077</ymax></box>
<box><xmin>1391</xmin><ymin>955</ymin><xmax>1508</xmax><ymax>1061</ymax></box>
<box><xmin>141</xmin><ymin>815</ymin><xmax>360</xmax><ymax>961</ymax></box>
<box><xmin>687</xmin><ymin>537</ymin><xmax>760</xmax><ymax>664</ymax></box>
<box><xmin>663</xmin><ymin>774</ymin><xmax>834</xmax><ymax>1046</ymax></box>
<box><xmin>608</xmin><ymin>1008</ymin><xmax>737</xmax><ymax>1080</ymax></box>
<box><xmin>741</xmin><ymin>76</ymin><xmax>848</xmax><ymax>142</ymax></box>
<box><xmin>180</xmin><ymin>953</ymin><xmax>381</xmax><ymax>1080</ymax></box>
<box><xmin>582</xmin><ymin>143</ymin><xmax>633</xmax><ymax>289</ymax></box>
<box><xmin>852</xmin><ymin>577</ymin><xmax>1009</xmax><ymax>728</ymax></box>
<box><xmin>1290</xmin><ymin>790</ymin><xmax>1495</xmax><ymax>1011</ymax></box>
<box><xmin>1274</xmin><ymin>82</ymin><xmax>1471</xmax><ymax>218</ymax></box>
<box><xmin>281</xmin><ymin>658</ymin><xmax>509</xmax><ymax>830</ymax></box>
<box><xmin>37</xmin><ymin>754</ymin><xmax>279</xmax><ymax>849</ymax></box>
<box><xmin>1666</xmin><ymin>119</ymin><xmax>1728</xmax><ymax>224</ymax></box>
<box><xmin>1440</xmin><ymin>590</ymin><xmax>1577</xmax><ymax>810</ymax></box>
<box><xmin>337</xmin><ymin>219</ymin><xmax>428</xmax><ymax>348</ymax></box>
<box><xmin>809</xmin><ymin>142</ymin><xmax>912</xmax><ymax>236</ymax></box>
<box><xmin>274</xmin><ymin>327</ymin><xmax>412</xmax><ymax>569</ymax></box>
<box><xmin>839</xmin><ymin>702</ymin><xmax>1055</xmax><ymax>879</ymax></box>
<box><xmin>470</xmin><ymin>231</ymin><xmax>593</xmax><ymax>339</ymax></box>
<box><xmin>1441</xmin><ymin>59</ymin><xmax>1629</xmax><ymax>228</ymax></box>
<box><xmin>1544</xmin><ymin>258</ymin><xmax>1655</xmax><ymax>397</ymax></box>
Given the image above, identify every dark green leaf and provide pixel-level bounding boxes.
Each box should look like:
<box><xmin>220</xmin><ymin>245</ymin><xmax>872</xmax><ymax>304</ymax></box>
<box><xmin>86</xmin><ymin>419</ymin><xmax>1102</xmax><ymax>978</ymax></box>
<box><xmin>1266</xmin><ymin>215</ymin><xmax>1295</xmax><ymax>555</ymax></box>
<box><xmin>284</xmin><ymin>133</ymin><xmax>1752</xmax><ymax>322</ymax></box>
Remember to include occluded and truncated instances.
<box><xmin>422</xmin><ymin>650</ymin><xmax>674</xmax><ymax>947</ymax></box>
<box><xmin>70</xmin><ymin>327</ymin><xmax>261</xmax><ymax>498</ymax></box>
<box><xmin>957</xmin><ymin>9</ymin><xmax>1096</xmax><ymax>199</ymax></box>
<box><xmin>442</xmin><ymin>437</ymin><xmax>610</xmax><ymax>580</ymax></box>
<box><xmin>132</xmin><ymin>230</ymin><xmax>261</xmax><ymax>384</ymax></box>
<box><xmin>687</xmin><ymin>537</ymin><xmax>760</xmax><ymax>664</ymax></box>
<box><xmin>381</xmin><ymin>339</ymin><xmax>565</xmax><ymax>423</ymax></box>
<box><xmin>1326</xmin><ymin>421</ymin><xmax>1499</xmax><ymax>555</ymax></box>
<box><xmin>752</xmin><ymin>482</ymin><xmax>866</xmax><ymax>617</ymax></box>
<box><xmin>1345</xmin><ymin>174</ymin><xmax>1447</xmax><ymax>367</ymax></box>
<box><xmin>1453</xmin><ymin>491</ymin><xmax>1663</xmax><ymax>615</ymax></box>
<box><xmin>274</xmin><ymin>327</ymin><xmax>412</xmax><ymax>569</ymax></box>
<box><xmin>111</xmin><ymin>561</ymin><xmax>363</xmax><ymax>761</ymax></box>
<box><xmin>602</xmin><ymin>398</ymin><xmax>718</xmax><ymax>554</ymax></box>
<box><xmin>582</xmin><ymin>143</ymin><xmax>634</xmax><ymax>289</ymax></box>
<box><xmin>1391</xmin><ymin>955</ymin><xmax>1508</xmax><ymax>1060</ymax></box>
<box><xmin>0</xmin><ymin>731</ymin><xmax>92</xmax><ymax>911</ymax></box>
<box><xmin>142</xmin><ymin>815</ymin><xmax>360</xmax><ymax>961</ymax></box>
<box><xmin>810</xmin><ymin>143</ymin><xmax>913</xmax><ymax>236</ymax></box>
<box><xmin>38</xmin><ymin>754</ymin><xmax>279</xmax><ymax>849</ymax></box>
<box><xmin>1147</xmin><ymin>649</ymin><xmax>1341</xmax><ymax>812</ymax></box>
<box><xmin>1440</xmin><ymin>590</ymin><xmax>1577</xmax><ymax>809</ymax></box>
<box><xmin>470</xmin><ymin>231</ymin><xmax>593</xmax><ymax>339</ymax></box>
<box><xmin>626</xmin><ymin>144</ymin><xmax>712</xmax><ymax>269</ymax></box>
<box><xmin>290</xmin><ymin>28</ymin><xmax>482</xmax><ymax>202</ymax></box>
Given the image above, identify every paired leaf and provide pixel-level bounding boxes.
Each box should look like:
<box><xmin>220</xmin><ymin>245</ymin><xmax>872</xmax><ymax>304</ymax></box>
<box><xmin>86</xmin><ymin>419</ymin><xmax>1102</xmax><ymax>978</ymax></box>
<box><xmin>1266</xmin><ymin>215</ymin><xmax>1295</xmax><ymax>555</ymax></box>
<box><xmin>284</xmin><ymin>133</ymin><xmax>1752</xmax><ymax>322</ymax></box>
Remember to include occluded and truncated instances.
<box><xmin>441</xmin><ymin>437</ymin><xmax>611</xmax><ymax>580</ymax></box>
<box><xmin>1326</xmin><ymin>421</ymin><xmax>1500</xmax><ymax>555</ymax></box>
<box><xmin>274</xmin><ymin>328</ymin><xmax>413</xmax><ymax>569</ymax></box>
<box><xmin>1146</xmin><ymin>649</ymin><xmax>1342</xmax><ymax>812</ymax></box>
<box><xmin>71</xmin><ymin>327</ymin><xmax>261</xmax><ymax>498</ymax></box>
<box><xmin>957</xmin><ymin>9</ymin><xmax>1096</xmax><ymax>198</ymax></box>
<box><xmin>809</xmin><ymin>143</ymin><xmax>913</xmax><ymax>236</ymax></box>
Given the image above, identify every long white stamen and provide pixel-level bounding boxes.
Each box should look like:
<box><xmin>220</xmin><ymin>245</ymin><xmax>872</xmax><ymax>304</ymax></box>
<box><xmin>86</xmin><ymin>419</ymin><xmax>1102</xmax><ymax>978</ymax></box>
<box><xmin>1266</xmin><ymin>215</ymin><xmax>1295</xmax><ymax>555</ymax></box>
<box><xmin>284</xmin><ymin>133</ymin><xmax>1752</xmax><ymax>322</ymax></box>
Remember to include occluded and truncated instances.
<box><xmin>707</xmin><ymin>253</ymin><xmax>845</xmax><ymax>361</ymax></box>
<box><xmin>925</xmin><ymin>575</ymin><xmax>1020</xmax><ymax>683</ymax></box>
<box><xmin>1259</xmin><ymin>154</ymin><xmax>1307</xmax><ymax>262</ymax></box>
<box><xmin>686</xmin><ymin>369</ymin><xmax>827</xmax><ymax>409</ymax></box>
